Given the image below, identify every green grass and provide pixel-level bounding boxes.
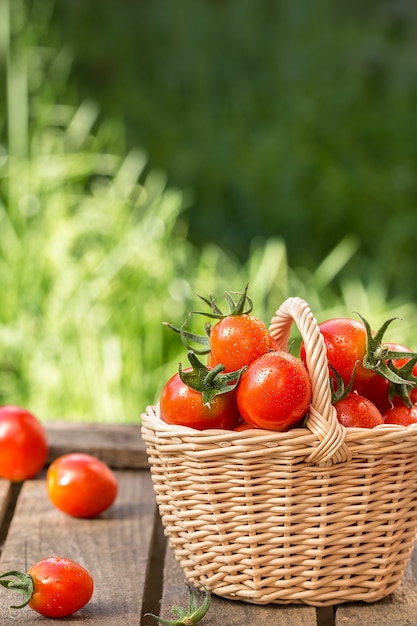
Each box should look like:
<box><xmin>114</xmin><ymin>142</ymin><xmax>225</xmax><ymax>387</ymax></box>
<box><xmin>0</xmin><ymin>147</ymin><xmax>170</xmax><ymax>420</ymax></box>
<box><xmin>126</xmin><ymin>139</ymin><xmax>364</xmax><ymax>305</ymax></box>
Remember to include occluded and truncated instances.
<box><xmin>1</xmin><ymin>0</ymin><xmax>417</xmax><ymax>424</ymax></box>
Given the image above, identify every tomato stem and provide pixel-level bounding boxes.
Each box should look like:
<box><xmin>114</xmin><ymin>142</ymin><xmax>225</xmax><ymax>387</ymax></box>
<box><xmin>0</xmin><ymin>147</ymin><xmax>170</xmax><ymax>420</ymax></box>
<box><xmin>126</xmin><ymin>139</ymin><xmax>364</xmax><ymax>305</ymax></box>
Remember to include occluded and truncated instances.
<box><xmin>179</xmin><ymin>351</ymin><xmax>246</xmax><ymax>406</ymax></box>
<box><xmin>386</xmin><ymin>356</ymin><xmax>417</xmax><ymax>407</ymax></box>
<box><xmin>358</xmin><ymin>312</ymin><xmax>417</xmax><ymax>404</ymax></box>
<box><xmin>146</xmin><ymin>583</ymin><xmax>211</xmax><ymax>626</ymax></box>
<box><xmin>163</xmin><ymin>321</ymin><xmax>211</xmax><ymax>355</ymax></box>
<box><xmin>192</xmin><ymin>283</ymin><xmax>253</xmax><ymax>319</ymax></box>
<box><xmin>0</xmin><ymin>570</ymin><xmax>34</xmax><ymax>609</ymax></box>
<box><xmin>329</xmin><ymin>362</ymin><xmax>358</xmax><ymax>403</ymax></box>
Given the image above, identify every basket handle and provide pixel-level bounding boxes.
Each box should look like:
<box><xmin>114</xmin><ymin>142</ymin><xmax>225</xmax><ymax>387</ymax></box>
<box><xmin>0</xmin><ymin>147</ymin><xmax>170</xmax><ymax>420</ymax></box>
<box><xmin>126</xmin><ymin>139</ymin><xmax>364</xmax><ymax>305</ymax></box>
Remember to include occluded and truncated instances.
<box><xmin>269</xmin><ymin>297</ymin><xmax>351</xmax><ymax>465</ymax></box>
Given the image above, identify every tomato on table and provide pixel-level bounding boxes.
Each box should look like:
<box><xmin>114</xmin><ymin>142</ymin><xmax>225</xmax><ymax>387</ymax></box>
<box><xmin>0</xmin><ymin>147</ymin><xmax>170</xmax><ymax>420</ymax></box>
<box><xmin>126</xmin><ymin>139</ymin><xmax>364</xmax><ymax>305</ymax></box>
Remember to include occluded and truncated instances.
<box><xmin>0</xmin><ymin>405</ymin><xmax>48</xmax><ymax>481</ymax></box>
<box><xmin>47</xmin><ymin>453</ymin><xmax>118</xmax><ymax>518</ymax></box>
<box><xmin>0</xmin><ymin>557</ymin><xmax>94</xmax><ymax>618</ymax></box>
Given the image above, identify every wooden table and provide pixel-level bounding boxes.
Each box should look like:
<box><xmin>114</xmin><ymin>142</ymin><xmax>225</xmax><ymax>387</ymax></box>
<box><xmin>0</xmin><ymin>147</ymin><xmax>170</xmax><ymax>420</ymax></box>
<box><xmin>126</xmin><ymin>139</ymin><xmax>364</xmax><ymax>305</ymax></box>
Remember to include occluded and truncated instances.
<box><xmin>0</xmin><ymin>422</ymin><xmax>416</xmax><ymax>625</ymax></box>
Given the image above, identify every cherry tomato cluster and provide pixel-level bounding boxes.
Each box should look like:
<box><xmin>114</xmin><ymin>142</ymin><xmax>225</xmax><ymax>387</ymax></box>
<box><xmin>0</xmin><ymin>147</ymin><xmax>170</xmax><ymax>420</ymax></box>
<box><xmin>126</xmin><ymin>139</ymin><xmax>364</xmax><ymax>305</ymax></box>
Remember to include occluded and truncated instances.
<box><xmin>161</xmin><ymin>285</ymin><xmax>312</xmax><ymax>432</ymax></box>
<box><xmin>0</xmin><ymin>405</ymin><xmax>118</xmax><ymax>618</ymax></box>
<box><xmin>300</xmin><ymin>316</ymin><xmax>417</xmax><ymax>428</ymax></box>
<box><xmin>162</xmin><ymin>286</ymin><xmax>417</xmax><ymax>432</ymax></box>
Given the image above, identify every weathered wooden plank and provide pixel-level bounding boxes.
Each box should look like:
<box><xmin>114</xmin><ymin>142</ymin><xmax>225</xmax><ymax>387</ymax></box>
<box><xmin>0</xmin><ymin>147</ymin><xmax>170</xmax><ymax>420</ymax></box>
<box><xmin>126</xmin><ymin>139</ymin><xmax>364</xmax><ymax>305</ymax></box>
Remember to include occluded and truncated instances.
<box><xmin>158</xmin><ymin>545</ymin><xmax>318</xmax><ymax>626</ymax></box>
<box><xmin>45</xmin><ymin>421</ymin><xmax>148</xmax><ymax>469</ymax></box>
<box><xmin>0</xmin><ymin>470</ymin><xmax>157</xmax><ymax>624</ymax></box>
<box><xmin>0</xmin><ymin>481</ymin><xmax>11</xmax><ymax>531</ymax></box>
<box><xmin>335</xmin><ymin>543</ymin><xmax>417</xmax><ymax>626</ymax></box>
<box><xmin>0</xmin><ymin>480</ymin><xmax>14</xmax><ymax>553</ymax></box>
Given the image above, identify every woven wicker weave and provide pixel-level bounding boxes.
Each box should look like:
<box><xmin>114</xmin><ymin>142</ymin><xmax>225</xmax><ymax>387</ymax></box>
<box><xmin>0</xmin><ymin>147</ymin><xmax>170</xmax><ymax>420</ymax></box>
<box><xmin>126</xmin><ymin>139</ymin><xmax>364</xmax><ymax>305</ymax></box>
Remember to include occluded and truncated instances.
<box><xmin>141</xmin><ymin>297</ymin><xmax>417</xmax><ymax>606</ymax></box>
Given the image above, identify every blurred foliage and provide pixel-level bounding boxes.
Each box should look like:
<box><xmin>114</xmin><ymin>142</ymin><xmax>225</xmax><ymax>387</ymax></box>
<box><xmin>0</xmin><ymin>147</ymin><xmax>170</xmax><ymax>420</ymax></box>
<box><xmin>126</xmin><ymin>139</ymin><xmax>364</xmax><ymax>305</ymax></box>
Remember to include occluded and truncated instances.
<box><xmin>0</xmin><ymin>0</ymin><xmax>292</xmax><ymax>422</ymax></box>
<box><xmin>1</xmin><ymin>0</ymin><xmax>417</xmax><ymax>423</ymax></box>
<box><xmin>48</xmin><ymin>0</ymin><xmax>417</xmax><ymax>298</ymax></box>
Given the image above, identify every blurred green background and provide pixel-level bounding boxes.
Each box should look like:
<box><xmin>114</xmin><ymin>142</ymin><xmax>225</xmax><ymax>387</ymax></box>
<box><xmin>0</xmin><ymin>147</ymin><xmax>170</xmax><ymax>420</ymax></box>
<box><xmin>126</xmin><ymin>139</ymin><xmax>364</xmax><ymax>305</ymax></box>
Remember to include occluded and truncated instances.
<box><xmin>51</xmin><ymin>0</ymin><xmax>417</xmax><ymax>295</ymax></box>
<box><xmin>1</xmin><ymin>0</ymin><xmax>417</xmax><ymax>422</ymax></box>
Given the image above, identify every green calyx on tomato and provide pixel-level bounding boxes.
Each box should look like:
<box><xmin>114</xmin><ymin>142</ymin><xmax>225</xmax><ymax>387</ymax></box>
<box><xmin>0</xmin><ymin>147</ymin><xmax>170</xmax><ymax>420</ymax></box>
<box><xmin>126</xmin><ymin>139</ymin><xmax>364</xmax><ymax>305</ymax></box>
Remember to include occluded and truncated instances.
<box><xmin>192</xmin><ymin>283</ymin><xmax>253</xmax><ymax>319</ymax></box>
<box><xmin>163</xmin><ymin>284</ymin><xmax>253</xmax><ymax>356</ymax></box>
<box><xmin>179</xmin><ymin>351</ymin><xmax>246</xmax><ymax>406</ymax></box>
<box><xmin>359</xmin><ymin>313</ymin><xmax>417</xmax><ymax>406</ymax></box>
<box><xmin>0</xmin><ymin>570</ymin><xmax>34</xmax><ymax>609</ymax></box>
<box><xmin>146</xmin><ymin>583</ymin><xmax>211</xmax><ymax>626</ymax></box>
<box><xmin>163</xmin><ymin>319</ymin><xmax>211</xmax><ymax>356</ymax></box>
<box><xmin>329</xmin><ymin>364</ymin><xmax>356</xmax><ymax>404</ymax></box>
<box><xmin>329</xmin><ymin>364</ymin><xmax>384</xmax><ymax>428</ymax></box>
<box><xmin>385</xmin><ymin>356</ymin><xmax>417</xmax><ymax>407</ymax></box>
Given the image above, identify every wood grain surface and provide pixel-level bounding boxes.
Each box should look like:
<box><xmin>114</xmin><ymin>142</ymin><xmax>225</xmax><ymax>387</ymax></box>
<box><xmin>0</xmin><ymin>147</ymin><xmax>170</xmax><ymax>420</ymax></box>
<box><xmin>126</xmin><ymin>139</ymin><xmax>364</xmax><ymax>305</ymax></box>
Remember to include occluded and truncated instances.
<box><xmin>0</xmin><ymin>422</ymin><xmax>416</xmax><ymax>625</ymax></box>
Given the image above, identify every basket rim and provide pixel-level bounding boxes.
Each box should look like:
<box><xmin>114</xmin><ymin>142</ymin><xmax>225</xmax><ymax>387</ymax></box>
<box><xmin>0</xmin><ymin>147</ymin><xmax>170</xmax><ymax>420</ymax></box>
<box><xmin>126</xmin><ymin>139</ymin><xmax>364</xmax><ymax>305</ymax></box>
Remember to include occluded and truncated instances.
<box><xmin>143</xmin><ymin>401</ymin><xmax>417</xmax><ymax>437</ymax></box>
<box><xmin>142</xmin><ymin>403</ymin><xmax>417</xmax><ymax>454</ymax></box>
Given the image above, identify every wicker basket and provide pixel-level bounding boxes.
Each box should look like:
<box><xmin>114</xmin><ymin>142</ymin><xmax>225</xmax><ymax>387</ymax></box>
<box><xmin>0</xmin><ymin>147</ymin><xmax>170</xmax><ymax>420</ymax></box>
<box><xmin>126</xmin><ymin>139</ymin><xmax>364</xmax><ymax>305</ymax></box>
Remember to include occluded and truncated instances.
<box><xmin>141</xmin><ymin>297</ymin><xmax>417</xmax><ymax>606</ymax></box>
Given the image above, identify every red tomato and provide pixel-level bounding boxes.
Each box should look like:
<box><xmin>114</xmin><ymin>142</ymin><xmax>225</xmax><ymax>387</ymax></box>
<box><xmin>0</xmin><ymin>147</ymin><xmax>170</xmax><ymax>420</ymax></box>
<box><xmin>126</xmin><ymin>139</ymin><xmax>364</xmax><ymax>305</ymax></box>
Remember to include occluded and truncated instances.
<box><xmin>383</xmin><ymin>404</ymin><xmax>417</xmax><ymax>426</ymax></box>
<box><xmin>28</xmin><ymin>558</ymin><xmax>93</xmax><ymax>618</ymax></box>
<box><xmin>300</xmin><ymin>318</ymin><xmax>376</xmax><ymax>393</ymax></box>
<box><xmin>234</xmin><ymin>421</ymin><xmax>260</xmax><ymax>431</ymax></box>
<box><xmin>236</xmin><ymin>350</ymin><xmax>312</xmax><ymax>431</ymax></box>
<box><xmin>160</xmin><ymin>369</ymin><xmax>240</xmax><ymax>430</ymax></box>
<box><xmin>0</xmin><ymin>405</ymin><xmax>48</xmax><ymax>481</ymax></box>
<box><xmin>209</xmin><ymin>314</ymin><xmax>272</xmax><ymax>372</ymax></box>
<box><xmin>47</xmin><ymin>453</ymin><xmax>118</xmax><ymax>518</ymax></box>
<box><xmin>0</xmin><ymin>557</ymin><xmax>94</xmax><ymax>618</ymax></box>
<box><xmin>359</xmin><ymin>371</ymin><xmax>394</xmax><ymax>414</ymax></box>
<box><xmin>334</xmin><ymin>392</ymin><xmax>384</xmax><ymax>428</ymax></box>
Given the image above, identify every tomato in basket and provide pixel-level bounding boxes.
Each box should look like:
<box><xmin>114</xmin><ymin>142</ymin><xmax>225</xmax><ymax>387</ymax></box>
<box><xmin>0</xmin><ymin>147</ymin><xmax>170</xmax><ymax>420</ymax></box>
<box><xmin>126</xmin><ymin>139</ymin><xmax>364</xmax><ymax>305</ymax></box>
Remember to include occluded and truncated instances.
<box><xmin>383</xmin><ymin>404</ymin><xmax>417</xmax><ymax>426</ymax></box>
<box><xmin>300</xmin><ymin>317</ymin><xmax>376</xmax><ymax>393</ymax></box>
<box><xmin>171</xmin><ymin>284</ymin><xmax>273</xmax><ymax>372</ymax></box>
<box><xmin>360</xmin><ymin>343</ymin><xmax>417</xmax><ymax>412</ymax></box>
<box><xmin>236</xmin><ymin>350</ymin><xmax>312</xmax><ymax>431</ymax></box>
<box><xmin>302</xmin><ymin>315</ymin><xmax>417</xmax><ymax>412</ymax></box>
<box><xmin>334</xmin><ymin>392</ymin><xmax>384</xmax><ymax>428</ymax></box>
<box><xmin>160</xmin><ymin>371</ymin><xmax>240</xmax><ymax>429</ymax></box>
<box><xmin>160</xmin><ymin>351</ymin><xmax>245</xmax><ymax>430</ymax></box>
<box><xmin>234</xmin><ymin>420</ymin><xmax>260</xmax><ymax>431</ymax></box>
<box><xmin>208</xmin><ymin>313</ymin><xmax>273</xmax><ymax>372</ymax></box>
